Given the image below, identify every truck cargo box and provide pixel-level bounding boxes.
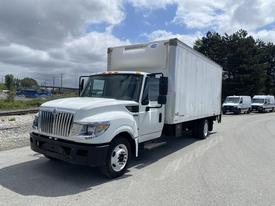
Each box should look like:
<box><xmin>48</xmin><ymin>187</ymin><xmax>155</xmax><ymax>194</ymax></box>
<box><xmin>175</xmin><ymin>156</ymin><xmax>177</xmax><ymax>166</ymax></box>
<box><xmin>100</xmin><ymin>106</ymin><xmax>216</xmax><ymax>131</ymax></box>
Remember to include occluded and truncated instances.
<box><xmin>108</xmin><ymin>38</ymin><xmax>223</xmax><ymax>124</ymax></box>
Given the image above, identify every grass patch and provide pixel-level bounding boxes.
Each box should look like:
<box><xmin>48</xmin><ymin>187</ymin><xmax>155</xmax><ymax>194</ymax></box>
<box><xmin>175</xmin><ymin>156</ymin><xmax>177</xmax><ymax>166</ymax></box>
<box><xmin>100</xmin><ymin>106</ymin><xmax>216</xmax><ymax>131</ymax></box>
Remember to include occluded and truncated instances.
<box><xmin>0</xmin><ymin>99</ymin><xmax>46</xmax><ymax>111</ymax></box>
<box><xmin>8</xmin><ymin>118</ymin><xmax>16</xmax><ymax>121</ymax></box>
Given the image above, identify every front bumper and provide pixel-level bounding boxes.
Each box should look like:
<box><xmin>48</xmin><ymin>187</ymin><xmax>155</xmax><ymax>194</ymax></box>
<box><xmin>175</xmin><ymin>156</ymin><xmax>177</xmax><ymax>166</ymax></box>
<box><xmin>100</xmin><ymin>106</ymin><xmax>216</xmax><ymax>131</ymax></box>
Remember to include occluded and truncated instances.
<box><xmin>30</xmin><ymin>132</ymin><xmax>109</xmax><ymax>167</ymax></box>
<box><xmin>252</xmin><ymin>105</ymin><xmax>264</xmax><ymax>111</ymax></box>
<box><xmin>222</xmin><ymin>106</ymin><xmax>239</xmax><ymax>113</ymax></box>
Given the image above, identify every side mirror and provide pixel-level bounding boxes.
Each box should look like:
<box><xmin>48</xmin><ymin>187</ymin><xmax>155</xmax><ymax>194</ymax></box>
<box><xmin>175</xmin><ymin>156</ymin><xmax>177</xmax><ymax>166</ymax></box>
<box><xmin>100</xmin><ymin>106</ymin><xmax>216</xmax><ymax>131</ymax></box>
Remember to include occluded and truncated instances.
<box><xmin>158</xmin><ymin>95</ymin><xmax>167</xmax><ymax>105</ymax></box>
<box><xmin>79</xmin><ymin>79</ymin><xmax>85</xmax><ymax>95</ymax></box>
<box><xmin>159</xmin><ymin>77</ymin><xmax>168</xmax><ymax>96</ymax></box>
<box><xmin>240</xmin><ymin>101</ymin><xmax>243</xmax><ymax>104</ymax></box>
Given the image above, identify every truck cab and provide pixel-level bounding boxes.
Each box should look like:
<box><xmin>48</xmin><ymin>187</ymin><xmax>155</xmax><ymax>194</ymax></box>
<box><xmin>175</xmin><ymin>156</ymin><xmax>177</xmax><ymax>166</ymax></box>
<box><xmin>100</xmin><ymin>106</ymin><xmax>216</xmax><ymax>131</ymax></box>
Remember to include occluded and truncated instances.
<box><xmin>222</xmin><ymin>96</ymin><xmax>252</xmax><ymax>114</ymax></box>
<box><xmin>252</xmin><ymin>95</ymin><xmax>275</xmax><ymax>112</ymax></box>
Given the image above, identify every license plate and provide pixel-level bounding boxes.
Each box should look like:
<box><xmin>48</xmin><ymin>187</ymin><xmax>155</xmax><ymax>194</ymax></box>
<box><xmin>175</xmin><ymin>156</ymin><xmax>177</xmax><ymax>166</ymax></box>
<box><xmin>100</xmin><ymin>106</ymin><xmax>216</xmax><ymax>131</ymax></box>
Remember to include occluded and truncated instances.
<box><xmin>42</xmin><ymin>143</ymin><xmax>64</xmax><ymax>154</ymax></box>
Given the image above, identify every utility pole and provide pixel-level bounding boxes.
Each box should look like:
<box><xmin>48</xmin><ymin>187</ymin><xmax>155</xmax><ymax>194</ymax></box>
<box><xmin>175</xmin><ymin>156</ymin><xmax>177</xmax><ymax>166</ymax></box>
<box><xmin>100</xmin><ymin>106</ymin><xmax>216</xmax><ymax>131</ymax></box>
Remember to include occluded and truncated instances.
<box><xmin>53</xmin><ymin>76</ymin><xmax>55</xmax><ymax>90</ymax></box>
<box><xmin>60</xmin><ymin>73</ymin><xmax>64</xmax><ymax>92</ymax></box>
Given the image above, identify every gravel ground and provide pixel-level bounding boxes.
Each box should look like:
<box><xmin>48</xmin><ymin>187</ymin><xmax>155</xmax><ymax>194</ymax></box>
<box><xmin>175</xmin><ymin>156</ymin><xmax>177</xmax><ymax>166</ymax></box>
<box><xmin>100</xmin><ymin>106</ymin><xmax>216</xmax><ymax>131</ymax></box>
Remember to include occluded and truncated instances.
<box><xmin>0</xmin><ymin>114</ymin><xmax>34</xmax><ymax>151</ymax></box>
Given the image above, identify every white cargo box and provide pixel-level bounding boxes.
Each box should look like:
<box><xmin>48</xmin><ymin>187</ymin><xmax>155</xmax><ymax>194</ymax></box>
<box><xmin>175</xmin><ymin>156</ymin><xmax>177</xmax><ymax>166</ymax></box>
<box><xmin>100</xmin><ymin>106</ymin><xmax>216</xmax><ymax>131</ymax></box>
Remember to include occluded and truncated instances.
<box><xmin>108</xmin><ymin>38</ymin><xmax>223</xmax><ymax>124</ymax></box>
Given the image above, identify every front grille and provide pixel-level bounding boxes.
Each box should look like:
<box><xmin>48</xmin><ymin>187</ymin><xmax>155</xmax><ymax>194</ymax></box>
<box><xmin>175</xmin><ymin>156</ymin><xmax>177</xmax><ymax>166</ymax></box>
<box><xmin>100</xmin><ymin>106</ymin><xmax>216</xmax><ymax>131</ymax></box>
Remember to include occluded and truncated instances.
<box><xmin>39</xmin><ymin>110</ymin><xmax>74</xmax><ymax>137</ymax></box>
<box><xmin>223</xmin><ymin>106</ymin><xmax>234</xmax><ymax>110</ymax></box>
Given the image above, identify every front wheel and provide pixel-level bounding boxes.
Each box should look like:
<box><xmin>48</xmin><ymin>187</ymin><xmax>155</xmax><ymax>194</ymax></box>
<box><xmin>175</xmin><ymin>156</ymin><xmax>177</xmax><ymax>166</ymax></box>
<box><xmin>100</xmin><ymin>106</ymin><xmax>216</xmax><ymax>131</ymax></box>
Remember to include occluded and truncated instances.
<box><xmin>100</xmin><ymin>137</ymin><xmax>131</xmax><ymax>178</ymax></box>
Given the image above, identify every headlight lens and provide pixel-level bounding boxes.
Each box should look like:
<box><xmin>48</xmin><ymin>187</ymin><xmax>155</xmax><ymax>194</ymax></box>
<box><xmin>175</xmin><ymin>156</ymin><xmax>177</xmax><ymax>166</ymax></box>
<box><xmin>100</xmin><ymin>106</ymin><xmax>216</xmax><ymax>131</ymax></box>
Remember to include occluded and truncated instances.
<box><xmin>32</xmin><ymin>112</ymin><xmax>39</xmax><ymax>129</ymax></box>
<box><xmin>70</xmin><ymin>122</ymin><xmax>110</xmax><ymax>138</ymax></box>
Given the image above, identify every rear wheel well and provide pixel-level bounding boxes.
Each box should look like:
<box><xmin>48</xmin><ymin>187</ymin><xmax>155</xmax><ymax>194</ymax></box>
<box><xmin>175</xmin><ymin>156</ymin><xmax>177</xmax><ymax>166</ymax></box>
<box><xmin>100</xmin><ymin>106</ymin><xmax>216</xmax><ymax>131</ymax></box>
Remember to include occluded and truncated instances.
<box><xmin>112</xmin><ymin>132</ymin><xmax>136</xmax><ymax>156</ymax></box>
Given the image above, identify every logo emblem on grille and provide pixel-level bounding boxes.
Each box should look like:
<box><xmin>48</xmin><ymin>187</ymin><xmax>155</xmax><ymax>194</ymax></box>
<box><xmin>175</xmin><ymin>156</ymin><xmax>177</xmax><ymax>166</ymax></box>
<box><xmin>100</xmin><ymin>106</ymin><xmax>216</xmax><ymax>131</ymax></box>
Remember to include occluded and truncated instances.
<box><xmin>53</xmin><ymin>108</ymin><xmax>57</xmax><ymax>116</ymax></box>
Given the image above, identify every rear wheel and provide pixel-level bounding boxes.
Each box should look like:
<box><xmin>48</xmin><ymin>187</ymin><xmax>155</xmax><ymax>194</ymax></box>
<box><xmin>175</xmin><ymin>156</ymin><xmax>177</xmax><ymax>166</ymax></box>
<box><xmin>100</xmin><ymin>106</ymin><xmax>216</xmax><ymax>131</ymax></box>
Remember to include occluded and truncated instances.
<box><xmin>100</xmin><ymin>137</ymin><xmax>131</xmax><ymax>178</ymax></box>
<box><xmin>192</xmin><ymin>119</ymin><xmax>209</xmax><ymax>139</ymax></box>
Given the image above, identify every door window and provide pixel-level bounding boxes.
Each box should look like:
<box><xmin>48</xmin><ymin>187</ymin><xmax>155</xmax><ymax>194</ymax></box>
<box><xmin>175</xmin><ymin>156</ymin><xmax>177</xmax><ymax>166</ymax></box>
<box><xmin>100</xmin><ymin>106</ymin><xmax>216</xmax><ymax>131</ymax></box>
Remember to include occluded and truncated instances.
<box><xmin>141</xmin><ymin>77</ymin><xmax>159</xmax><ymax>104</ymax></box>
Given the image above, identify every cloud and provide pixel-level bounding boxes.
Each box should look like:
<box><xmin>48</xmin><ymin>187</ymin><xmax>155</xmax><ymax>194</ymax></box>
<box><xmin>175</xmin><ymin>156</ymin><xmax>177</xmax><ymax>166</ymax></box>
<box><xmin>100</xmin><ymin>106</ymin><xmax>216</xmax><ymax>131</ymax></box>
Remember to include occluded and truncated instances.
<box><xmin>0</xmin><ymin>0</ymin><xmax>127</xmax><ymax>87</ymax></box>
<box><xmin>0</xmin><ymin>0</ymin><xmax>124</xmax><ymax>50</ymax></box>
<box><xmin>128</xmin><ymin>0</ymin><xmax>275</xmax><ymax>38</ymax></box>
<box><xmin>251</xmin><ymin>29</ymin><xmax>275</xmax><ymax>43</ymax></box>
<box><xmin>144</xmin><ymin>30</ymin><xmax>202</xmax><ymax>47</ymax></box>
<box><xmin>127</xmin><ymin>0</ymin><xmax>176</xmax><ymax>9</ymax></box>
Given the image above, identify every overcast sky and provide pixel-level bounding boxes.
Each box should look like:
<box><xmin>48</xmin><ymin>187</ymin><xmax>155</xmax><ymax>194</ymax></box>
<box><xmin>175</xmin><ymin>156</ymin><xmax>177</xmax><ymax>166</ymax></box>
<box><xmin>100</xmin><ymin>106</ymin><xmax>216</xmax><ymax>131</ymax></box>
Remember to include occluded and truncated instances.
<box><xmin>0</xmin><ymin>0</ymin><xmax>275</xmax><ymax>87</ymax></box>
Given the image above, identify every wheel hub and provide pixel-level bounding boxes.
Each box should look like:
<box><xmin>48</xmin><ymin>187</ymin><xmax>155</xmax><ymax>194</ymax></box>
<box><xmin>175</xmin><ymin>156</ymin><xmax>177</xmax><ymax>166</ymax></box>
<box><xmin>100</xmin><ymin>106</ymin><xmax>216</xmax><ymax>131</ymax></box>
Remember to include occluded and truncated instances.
<box><xmin>111</xmin><ymin>144</ymin><xmax>128</xmax><ymax>172</ymax></box>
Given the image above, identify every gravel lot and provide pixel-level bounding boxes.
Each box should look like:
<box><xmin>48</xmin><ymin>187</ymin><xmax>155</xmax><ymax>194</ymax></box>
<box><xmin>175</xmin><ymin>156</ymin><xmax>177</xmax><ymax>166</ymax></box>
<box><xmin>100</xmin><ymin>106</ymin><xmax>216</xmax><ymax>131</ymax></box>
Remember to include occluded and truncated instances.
<box><xmin>0</xmin><ymin>114</ymin><xmax>34</xmax><ymax>151</ymax></box>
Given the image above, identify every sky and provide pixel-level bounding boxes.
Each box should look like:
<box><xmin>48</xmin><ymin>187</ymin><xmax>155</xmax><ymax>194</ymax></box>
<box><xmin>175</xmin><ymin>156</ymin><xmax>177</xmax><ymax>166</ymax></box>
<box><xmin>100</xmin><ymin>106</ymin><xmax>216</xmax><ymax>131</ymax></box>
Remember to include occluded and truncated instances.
<box><xmin>0</xmin><ymin>0</ymin><xmax>275</xmax><ymax>87</ymax></box>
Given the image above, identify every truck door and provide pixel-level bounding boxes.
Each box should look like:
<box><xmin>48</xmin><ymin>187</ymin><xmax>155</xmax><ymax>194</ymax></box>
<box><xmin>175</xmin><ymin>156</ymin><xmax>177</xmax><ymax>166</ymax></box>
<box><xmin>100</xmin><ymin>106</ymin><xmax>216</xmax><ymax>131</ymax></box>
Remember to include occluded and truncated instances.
<box><xmin>138</xmin><ymin>76</ymin><xmax>165</xmax><ymax>142</ymax></box>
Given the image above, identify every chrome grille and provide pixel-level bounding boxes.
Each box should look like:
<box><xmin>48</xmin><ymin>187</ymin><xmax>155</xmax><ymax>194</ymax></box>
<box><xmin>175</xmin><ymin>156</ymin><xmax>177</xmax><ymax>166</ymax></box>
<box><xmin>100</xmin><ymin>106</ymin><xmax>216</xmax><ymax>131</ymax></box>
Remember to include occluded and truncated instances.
<box><xmin>39</xmin><ymin>110</ymin><xmax>74</xmax><ymax>137</ymax></box>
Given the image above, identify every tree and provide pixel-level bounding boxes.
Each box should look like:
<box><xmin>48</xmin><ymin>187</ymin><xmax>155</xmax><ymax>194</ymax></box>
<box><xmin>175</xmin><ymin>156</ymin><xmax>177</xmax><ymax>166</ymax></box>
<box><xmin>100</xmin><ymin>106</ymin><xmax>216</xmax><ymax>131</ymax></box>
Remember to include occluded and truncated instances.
<box><xmin>20</xmin><ymin>77</ymin><xmax>38</xmax><ymax>88</ymax></box>
<box><xmin>4</xmin><ymin>74</ymin><xmax>14</xmax><ymax>90</ymax></box>
<box><xmin>194</xmin><ymin>30</ymin><xmax>275</xmax><ymax>98</ymax></box>
<box><xmin>0</xmin><ymin>83</ymin><xmax>4</xmax><ymax>91</ymax></box>
<box><xmin>4</xmin><ymin>74</ymin><xmax>16</xmax><ymax>101</ymax></box>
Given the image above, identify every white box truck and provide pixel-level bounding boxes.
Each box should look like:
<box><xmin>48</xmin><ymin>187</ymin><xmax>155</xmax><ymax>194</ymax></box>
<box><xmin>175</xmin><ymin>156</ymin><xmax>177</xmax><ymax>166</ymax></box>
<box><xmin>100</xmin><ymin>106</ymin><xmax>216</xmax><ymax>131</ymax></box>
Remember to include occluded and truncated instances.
<box><xmin>30</xmin><ymin>38</ymin><xmax>222</xmax><ymax>178</ymax></box>
<box><xmin>252</xmin><ymin>95</ymin><xmax>275</xmax><ymax>112</ymax></box>
<box><xmin>222</xmin><ymin>96</ymin><xmax>252</xmax><ymax>114</ymax></box>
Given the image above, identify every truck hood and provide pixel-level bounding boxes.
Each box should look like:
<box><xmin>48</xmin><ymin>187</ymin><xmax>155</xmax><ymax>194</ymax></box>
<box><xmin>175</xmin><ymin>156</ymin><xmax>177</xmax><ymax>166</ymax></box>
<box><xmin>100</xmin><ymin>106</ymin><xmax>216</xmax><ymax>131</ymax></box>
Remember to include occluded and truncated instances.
<box><xmin>40</xmin><ymin>97</ymin><xmax>136</xmax><ymax>111</ymax></box>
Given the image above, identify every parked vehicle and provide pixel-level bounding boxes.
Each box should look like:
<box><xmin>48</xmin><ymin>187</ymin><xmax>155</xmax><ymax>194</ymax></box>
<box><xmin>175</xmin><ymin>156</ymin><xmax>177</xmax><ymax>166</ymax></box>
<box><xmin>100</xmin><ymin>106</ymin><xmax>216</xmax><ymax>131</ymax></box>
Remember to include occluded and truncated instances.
<box><xmin>222</xmin><ymin>96</ymin><xmax>252</xmax><ymax>114</ymax></box>
<box><xmin>16</xmin><ymin>89</ymin><xmax>51</xmax><ymax>98</ymax></box>
<box><xmin>252</xmin><ymin>95</ymin><xmax>275</xmax><ymax>112</ymax></box>
<box><xmin>30</xmin><ymin>38</ymin><xmax>223</xmax><ymax>178</ymax></box>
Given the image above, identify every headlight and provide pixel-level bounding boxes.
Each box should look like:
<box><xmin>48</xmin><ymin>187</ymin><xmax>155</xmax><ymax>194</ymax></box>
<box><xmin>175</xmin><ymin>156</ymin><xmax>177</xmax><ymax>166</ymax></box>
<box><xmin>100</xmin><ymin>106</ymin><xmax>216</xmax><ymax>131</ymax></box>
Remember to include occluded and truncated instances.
<box><xmin>70</xmin><ymin>122</ymin><xmax>110</xmax><ymax>139</ymax></box>
<box><xmin>32</xmin><ymin>112</ymin><xmax>39</xmax><ymax>129</ymax></box>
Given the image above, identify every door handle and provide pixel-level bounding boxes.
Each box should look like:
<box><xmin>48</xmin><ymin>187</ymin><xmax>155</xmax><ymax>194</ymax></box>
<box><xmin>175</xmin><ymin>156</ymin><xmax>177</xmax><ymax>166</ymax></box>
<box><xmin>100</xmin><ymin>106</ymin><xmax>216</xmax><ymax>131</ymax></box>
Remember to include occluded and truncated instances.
<box><xmin>159</xmin><ymin>113</ymin><xmax>162</xmax><ymax>123</ymax></box>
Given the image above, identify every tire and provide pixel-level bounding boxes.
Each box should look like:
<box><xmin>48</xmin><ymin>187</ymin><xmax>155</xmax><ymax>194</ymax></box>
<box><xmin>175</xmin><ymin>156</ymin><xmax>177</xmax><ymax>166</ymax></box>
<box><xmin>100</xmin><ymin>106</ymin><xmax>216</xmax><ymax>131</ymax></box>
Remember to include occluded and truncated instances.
<box><xmin>235</xmin><ymin>108</ymin><xmax>241</xmax><ymax>114</ymax></box>
<box><xmin>247</xmin><ymin>108</ymin><xmax>251</xmax><ymax>114</ymax></box>
<box><xmin>208</xmin><ymin>120</ymin><xmax>214</xmax><ymax>132</ymax></box>
<box><xmin>100</xmin><ymin>137</ymin><xmax>131</xmax><ymax>178</ymax></box>
<box><xmin>192</xmin><ymin>119</ymin><xmax>209</xmax><ymax>139</ymax></box>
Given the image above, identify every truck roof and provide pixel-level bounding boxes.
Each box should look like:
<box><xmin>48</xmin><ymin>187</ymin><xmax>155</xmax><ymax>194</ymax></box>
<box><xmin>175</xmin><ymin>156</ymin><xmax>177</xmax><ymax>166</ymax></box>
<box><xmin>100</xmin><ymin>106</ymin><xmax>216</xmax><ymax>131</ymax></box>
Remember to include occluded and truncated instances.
<box><xmin>227</xmin><ymin>96</ymin><xmax>250</xmax><ymax>98</ymax></box>
<box><xmin>253</xmin><ymin>95</ymin><xmax>274</xmax><ymax>99</ymax></box>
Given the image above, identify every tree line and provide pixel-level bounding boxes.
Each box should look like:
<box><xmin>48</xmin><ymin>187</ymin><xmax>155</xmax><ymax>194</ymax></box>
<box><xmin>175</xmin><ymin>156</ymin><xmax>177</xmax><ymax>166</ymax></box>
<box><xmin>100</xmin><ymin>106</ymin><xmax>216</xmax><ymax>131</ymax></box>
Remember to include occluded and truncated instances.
<box><xmin>194</xmin><ymin>30</ymin><xmax>275</xmax><ymax>99</ymax></box>
<box><xmin>3</xmin><ymin>74</ymin><xmax>38</xmax><ymax>91</ymax></box>
<box><xmin>1</xmin><ymin>74</ymin><xmax>38</xmax><ymax>100</ymax></box>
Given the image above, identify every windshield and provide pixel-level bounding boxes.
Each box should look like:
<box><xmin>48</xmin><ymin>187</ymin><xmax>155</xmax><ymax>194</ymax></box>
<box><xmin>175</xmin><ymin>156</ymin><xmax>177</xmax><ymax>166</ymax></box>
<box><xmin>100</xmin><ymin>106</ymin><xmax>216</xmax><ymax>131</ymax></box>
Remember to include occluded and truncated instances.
<box><xmin>224</xmin><ymin>97</ymin><xmax>240</xmax><ymax>103</ymax></box>
<box><xmin>81</xmin><ymin>74</ymin><xmax>143</xmax><ymax>102</ymax></box>
<box><xmin>252</xmin><ymin>98</ymin><xmax>264</xmax><ymax>104</ymax></box>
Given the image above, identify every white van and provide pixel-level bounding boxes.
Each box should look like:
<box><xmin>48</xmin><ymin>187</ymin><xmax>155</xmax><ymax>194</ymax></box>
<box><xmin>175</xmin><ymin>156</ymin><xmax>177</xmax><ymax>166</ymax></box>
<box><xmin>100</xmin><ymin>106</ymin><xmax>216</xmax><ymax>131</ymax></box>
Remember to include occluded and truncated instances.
<box><xmin>252</xmin><ymin>95</ymin><xmax>275</xmax><ymax>112</ymax></box>
<box><xmin>222</xmin><ymin>96</ymin><xmax>252</xmax><ymax>114</ymax></box>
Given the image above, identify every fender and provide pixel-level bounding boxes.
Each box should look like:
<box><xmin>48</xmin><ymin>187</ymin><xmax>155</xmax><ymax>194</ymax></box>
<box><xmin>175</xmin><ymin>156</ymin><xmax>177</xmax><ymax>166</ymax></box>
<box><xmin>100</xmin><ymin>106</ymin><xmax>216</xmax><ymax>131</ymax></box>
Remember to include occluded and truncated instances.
<box><xmin>76</xmin><ymin>110</ymin><xmax>138</xmax><ymax>145</ymax></box>
<box><xmin>111</xmin><ymin>125</ymin><xmax>139</xmax><ymax>157</ymax></box>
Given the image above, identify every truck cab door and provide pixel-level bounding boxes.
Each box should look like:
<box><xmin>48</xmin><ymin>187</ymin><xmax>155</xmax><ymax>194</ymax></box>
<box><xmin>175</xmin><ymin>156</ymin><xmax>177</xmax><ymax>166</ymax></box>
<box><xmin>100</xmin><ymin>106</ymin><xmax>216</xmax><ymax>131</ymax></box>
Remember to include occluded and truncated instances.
<box><xmin>138</xmin><ymin>76</ymin><xmax>164</xmax><ymax>143</ymax></box>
